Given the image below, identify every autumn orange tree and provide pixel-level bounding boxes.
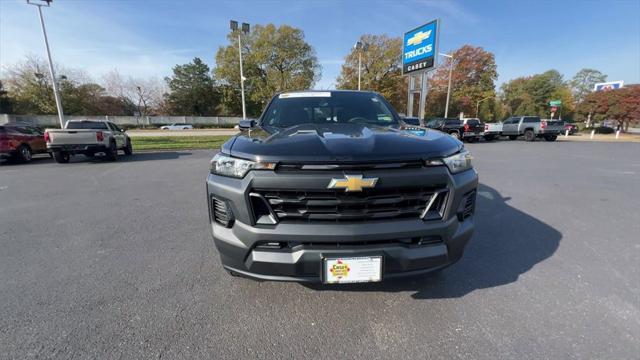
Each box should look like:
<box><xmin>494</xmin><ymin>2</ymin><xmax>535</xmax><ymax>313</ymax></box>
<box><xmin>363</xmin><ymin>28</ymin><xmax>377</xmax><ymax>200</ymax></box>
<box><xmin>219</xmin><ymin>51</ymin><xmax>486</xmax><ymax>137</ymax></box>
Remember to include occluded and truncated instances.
<box><xmin>336</xmin><ymin>34</ymin><xmax>407</xmax><ymax>113</ymax></box>
<box><xmin>426</xmin><ymin>45</ymin><xmax>498</xmax><ymax>120</ymax></box>
<box><xmin>576</xmin><ymin>85</ymin><xmax>640</xmax><ymax>132</ymax></box>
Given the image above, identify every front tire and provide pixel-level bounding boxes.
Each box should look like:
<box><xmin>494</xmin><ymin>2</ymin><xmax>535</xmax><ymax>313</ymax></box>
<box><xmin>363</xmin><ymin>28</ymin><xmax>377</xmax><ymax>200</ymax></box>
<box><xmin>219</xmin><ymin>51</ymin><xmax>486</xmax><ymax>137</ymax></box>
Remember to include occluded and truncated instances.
<box><xmin>545</xmin><ymin>135</ymin><xmax>558</xmax><ymax>142</ymax></box>
<box><xmin>524</xmin><ymin>130</ymin><xmax>535</xmax><ymax>142</ymax></box>
<box><xmin>53</xmin><ymin>151</ymin><xmax>70</xmax><ymax>163</ymax></box>
<box><xmin>17</xmin><ymin>145</ymin><xmax>32</xmax><ymax>163</ymax></box>
<box><xmin>105</xmin><ymin>141</ymin><xmax>118</xmax><ymax>161</ymax></box>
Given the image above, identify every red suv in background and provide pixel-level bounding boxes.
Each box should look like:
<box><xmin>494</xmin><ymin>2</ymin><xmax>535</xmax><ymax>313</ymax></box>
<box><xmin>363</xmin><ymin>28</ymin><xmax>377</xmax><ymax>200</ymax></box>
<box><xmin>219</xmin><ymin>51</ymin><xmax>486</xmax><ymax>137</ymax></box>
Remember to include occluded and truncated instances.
<box><xmin>0</xmin><ymin>122</ymin><xmax>48</xmax><ymax>163</ymax></box>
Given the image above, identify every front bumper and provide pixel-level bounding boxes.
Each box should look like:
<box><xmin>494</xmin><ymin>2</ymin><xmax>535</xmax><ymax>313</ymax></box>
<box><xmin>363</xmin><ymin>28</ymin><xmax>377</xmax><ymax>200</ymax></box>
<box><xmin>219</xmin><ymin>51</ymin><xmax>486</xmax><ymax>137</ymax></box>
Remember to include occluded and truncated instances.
<box><xmin>206</xmin><ymin>165</ymin><xmax>478</xmax><ymax>282</ymax></box>
<box><xmin>0</xmin><ymin>151</ymin><xmax>14</xmax><ymax>159</ymax></box>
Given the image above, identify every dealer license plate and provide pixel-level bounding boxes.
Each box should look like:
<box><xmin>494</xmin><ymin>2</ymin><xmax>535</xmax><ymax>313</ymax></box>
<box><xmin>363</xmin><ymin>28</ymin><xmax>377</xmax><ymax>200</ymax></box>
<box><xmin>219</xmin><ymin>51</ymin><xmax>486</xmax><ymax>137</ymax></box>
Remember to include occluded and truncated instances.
<box><xmin>323</xmin><ymin>256</ymin><xmax>382</xmax><ymax>284</ymax></box>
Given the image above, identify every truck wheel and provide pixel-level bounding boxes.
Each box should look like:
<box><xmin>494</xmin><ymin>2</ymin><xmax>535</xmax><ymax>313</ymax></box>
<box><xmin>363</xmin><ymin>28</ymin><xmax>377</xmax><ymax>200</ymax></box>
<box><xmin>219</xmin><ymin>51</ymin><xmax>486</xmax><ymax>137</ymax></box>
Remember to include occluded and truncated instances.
<box><xmin>105</xmin><ymin>141</ymin><xmax>118</xmax><ymax>161</ymax></box>
<box><xmin>484</xmin><ymin>135</ymin><xmax>495</xmax><ymax>141</ymax></box>
<box><xmin>466</xmin><ymin>137</ymin><xmax>476</xmax><ymax>143</ymax></box>
<box><xmin>123</xmin><ymin>139</ymin><xmax>133</xmax><ymax>155</ymax></box>
<box><xmin>524</xmin><ymin>130</ymin><xmax>535</xmax><ymax>142</ymax></box>
<box><xmin>449</xmin><ymin>131</ymin><xmax>460</xmax><ymax>140</ymax></box>
<box><xmin>508</xmin><ymin>135</ymin><xmax>518</xmax><ymax>140</ymax></box>
<box><xmin>545</xmin><ymin>135</ymin><xmax>558</xmax><ymax>142</ymax></box>
<box><xmin>53</xmin><ymin>151</ymin><xmax>70</xmax><ymax>163</ymax></box>
<box><xmin>17</xmin><ymin>145</ymin><xmax>33</xmax><ymax>163</ymax></box>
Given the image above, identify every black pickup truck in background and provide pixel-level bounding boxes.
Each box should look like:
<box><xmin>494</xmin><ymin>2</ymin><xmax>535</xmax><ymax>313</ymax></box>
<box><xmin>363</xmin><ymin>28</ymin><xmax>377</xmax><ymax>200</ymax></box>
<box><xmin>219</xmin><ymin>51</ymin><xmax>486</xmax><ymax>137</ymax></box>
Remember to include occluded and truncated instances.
<box><xmin>425</xmin><ymin>118</ymin><xmax>484</xmax><ymax>142</ymax></box>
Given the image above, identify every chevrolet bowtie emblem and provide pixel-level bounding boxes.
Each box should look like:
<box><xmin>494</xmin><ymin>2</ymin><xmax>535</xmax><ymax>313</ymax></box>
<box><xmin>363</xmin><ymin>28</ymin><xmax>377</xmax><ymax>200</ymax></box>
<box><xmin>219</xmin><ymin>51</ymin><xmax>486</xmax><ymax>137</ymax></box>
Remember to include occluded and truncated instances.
<box><xmin>407</xmin><ymin>30</ymin><xmax>432</xmax><ymax>46</ymax></box>
<box><xmin>328</xmin><ymin>175</ymin><xmax>378</xmax><ymax>192</ymax></box>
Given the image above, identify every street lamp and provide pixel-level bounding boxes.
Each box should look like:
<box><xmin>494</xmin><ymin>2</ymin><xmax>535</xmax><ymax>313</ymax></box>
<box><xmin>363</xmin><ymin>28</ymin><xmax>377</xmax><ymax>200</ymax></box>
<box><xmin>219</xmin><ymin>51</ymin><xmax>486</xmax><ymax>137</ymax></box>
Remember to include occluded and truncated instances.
<box><xmin>230</xmin><ymin>20</ymin><xmax>250</xmax><ymax>119</ymax></box>
<box><xmin>439</xmin><ymin>52</ymin><xmax>454</xmax><ymax>118</ymax></box>
<box><xmin>26</xmin><ymin>0</ymin><xmax>64</xmax><ymax>128</ymax></box>
<box><xmin>476</xmin><ymin>96</ymin><xmax>492</xmax><ymax>117</ymax></box>
<box><xmin>353</xmin><ymin>41</ymin><xmax>369</xmax><ymax>91</ymax></box>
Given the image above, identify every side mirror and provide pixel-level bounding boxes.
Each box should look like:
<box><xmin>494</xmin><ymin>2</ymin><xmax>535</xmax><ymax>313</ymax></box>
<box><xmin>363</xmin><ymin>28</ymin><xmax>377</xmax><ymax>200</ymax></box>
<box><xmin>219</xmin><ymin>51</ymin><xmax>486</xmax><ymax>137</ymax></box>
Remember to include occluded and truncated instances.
<box><xmin>238</xmin><ymin>119</ymin><xmax>256</xmax><ymax>130</ymax></box>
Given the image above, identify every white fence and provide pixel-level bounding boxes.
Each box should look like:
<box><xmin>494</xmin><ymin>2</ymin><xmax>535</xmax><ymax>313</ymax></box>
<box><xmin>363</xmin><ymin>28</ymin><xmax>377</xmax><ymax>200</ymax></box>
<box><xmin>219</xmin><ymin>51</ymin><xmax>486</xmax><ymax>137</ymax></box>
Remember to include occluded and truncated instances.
<box><xmin>0</xmin><ymin>114</ymin><xmax>243</xmax><ymax>127</ymax></box>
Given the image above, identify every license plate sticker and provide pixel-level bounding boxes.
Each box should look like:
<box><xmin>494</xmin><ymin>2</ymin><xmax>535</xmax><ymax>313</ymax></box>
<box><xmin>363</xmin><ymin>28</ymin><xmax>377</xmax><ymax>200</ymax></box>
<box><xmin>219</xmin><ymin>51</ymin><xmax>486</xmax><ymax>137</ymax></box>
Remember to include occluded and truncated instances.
<box><xmin>323</xmin><ymin>256</ymin><xmax>382</xmax><ymax>284</ymax></box>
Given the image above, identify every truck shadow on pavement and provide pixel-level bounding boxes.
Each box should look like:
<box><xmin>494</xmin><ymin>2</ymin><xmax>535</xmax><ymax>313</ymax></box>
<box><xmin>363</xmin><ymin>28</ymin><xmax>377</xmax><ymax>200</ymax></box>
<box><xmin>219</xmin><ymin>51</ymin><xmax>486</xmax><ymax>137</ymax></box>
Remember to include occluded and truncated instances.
<box><xmin>303</xmin><ymin>183</ymin><xmax>562</xmax><ymax>299</ymax></box>
<box><xmin>0</xmin><ymin>151</ymin><xmax>193</xmax><ymax>166</ymax></box>
<box><xmin>109</xmin><ymin>151</ymin><xmax>193</xmax><ymax>163</ymax></box>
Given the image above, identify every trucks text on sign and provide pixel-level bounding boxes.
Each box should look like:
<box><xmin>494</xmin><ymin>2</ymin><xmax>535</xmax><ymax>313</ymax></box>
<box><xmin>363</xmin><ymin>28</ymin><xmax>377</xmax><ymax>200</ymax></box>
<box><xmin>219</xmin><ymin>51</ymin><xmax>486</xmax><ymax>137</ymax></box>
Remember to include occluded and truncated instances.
<box><xmin>402</xmin><ymin>20</ymin><xmax>439</xmax><ymax>75</ymax></box>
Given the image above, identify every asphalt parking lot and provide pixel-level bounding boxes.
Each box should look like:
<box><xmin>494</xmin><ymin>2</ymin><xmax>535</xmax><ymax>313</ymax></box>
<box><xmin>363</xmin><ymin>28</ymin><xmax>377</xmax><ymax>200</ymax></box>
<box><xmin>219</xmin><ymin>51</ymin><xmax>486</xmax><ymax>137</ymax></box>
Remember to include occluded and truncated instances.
<box><xmin>1</xmin><ymin>141</ymin><xmax>639</xmax><ymax>359</ymax></box>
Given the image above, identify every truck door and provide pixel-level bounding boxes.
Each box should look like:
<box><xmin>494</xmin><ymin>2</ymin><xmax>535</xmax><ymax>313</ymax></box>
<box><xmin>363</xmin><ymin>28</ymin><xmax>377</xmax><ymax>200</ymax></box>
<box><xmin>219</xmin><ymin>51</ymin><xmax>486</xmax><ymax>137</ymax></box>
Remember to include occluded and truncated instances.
<box><xmin>502</xmin><ymin>118</ymin><xmax>516</xmax><ymax>134</ymax></box>
<box><xmin>108</xmin><ymin>122</ymin><xmax>126</xmax><ymax>148</ymax></box>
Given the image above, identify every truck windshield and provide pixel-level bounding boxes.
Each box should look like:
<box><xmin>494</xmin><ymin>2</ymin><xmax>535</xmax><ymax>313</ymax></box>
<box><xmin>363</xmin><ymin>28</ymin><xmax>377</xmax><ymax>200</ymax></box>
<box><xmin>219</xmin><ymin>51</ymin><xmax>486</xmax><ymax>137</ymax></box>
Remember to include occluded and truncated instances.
<box><xmin>262</xmin><ymin>92</ymin><xmax>398</xmax><ymax>128</ymax></box>
<box><xmin>66</xmin><ymin>122</ymin><xmax>108</xmax><ymax>130</ymax></box>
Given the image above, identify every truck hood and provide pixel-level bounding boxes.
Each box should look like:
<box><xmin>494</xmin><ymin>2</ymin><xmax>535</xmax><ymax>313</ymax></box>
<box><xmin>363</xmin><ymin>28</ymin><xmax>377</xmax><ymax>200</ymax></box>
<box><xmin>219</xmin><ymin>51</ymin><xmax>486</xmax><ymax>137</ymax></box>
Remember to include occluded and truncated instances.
<box><xmin>226</xmin><ymin>123</ymin><xmax>462</xmax><ymax>163</ymax></box>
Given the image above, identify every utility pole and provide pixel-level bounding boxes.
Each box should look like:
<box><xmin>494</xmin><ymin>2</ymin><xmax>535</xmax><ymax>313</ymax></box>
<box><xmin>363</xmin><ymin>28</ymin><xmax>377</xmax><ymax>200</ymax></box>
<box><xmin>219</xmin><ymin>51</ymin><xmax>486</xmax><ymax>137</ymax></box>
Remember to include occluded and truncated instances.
<box><xmin>231</xmin><ymin>20</ymin><xmax>250</xmax><ymax>119</ymax></box>
<box><xmin>439</xmin><ymin>52</ymin><xmax>454</xmax><ymax>118</ymax></box>
<box><xmin>27</xmin><ymin>0</ymin><xmax>64</xmax><ymax>128</ymax></box>
<box><xmin>354</xmin><ymin>41</ymin><xmax>368</xmax><ymax>91</ymax></box>
<box><xmin>475</xmin><ymin>96</ymin><xmax>492</xmax><ymax>117</ymax></box>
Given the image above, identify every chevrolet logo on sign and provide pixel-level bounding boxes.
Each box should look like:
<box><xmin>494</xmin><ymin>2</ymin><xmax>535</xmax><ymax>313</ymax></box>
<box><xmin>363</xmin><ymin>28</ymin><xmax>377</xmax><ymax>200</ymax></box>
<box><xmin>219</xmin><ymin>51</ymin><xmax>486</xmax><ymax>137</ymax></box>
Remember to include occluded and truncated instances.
<box><xmin>406</xmin><ymin>30</ymin><xmax>432</xmax><ymax>46</ymax></box>
<box><xmin>327</xmin><ymin>175</ymin><xmax>378</xmax><ymax>192</ymax></box>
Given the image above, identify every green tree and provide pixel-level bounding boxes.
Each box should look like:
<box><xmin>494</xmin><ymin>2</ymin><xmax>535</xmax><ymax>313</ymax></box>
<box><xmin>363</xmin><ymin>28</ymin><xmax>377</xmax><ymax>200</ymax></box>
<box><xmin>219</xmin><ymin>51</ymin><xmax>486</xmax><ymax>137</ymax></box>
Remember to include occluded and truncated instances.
<box><xmin>0</xmin><ymin>81</ymin><xmax>14</xmax><ymax>113</ymax></box>
<box><xmin>164</xmin><ymin>57</ymin><xmax>218</xmax><ymax>116</ymax></box>
<box><xmin>214</xmin><ymin>24</ymin><xmax>320</xmax><ymax>116</ymax></box>
<box><xmin>501</xmin><ymin>70</ymin><xmax>575</xmax><ymax>120</ymax></box>
<box><xmin>426</xmin><ymin>45</ymin><xmax>498</xmax><ymax>120</ymax></box>
<box><xmin>336</xmin><ymin>34</ymin><xmax>406</xmax><ymax>113</ymax></box>
<box><xmin>570</xmin><ymin>68</ymin><xmax>607</xmax><ymax>103</ymax></box>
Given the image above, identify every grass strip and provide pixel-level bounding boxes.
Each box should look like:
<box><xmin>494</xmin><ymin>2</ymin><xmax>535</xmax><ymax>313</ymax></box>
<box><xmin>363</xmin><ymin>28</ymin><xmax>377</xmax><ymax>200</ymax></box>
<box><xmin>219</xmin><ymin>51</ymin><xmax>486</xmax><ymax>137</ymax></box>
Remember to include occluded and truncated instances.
<box><xmin>131</xmin><ymin>136</ymin><xmax>231</xmax><ymax>151</ymax></box>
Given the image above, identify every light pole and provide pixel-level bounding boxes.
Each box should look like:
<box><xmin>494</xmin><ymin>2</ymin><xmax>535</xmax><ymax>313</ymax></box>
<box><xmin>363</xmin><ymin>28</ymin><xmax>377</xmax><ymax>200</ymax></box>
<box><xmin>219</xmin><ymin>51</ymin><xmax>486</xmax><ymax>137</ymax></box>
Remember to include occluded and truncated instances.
<box><xmin>230</xmin><ymin>20</ymin><xmax>250</xmax><ymax>119</ymax></box>
<box><xmin>353</xmin><ymin>41</ymin><xmax>369</xmax><ymax>91</ymax></box>
<box><xmin>475</xmin><ymin>96</ymin><xmax>492</xmax><ymax>118</ymax></box>
<box><xmin>27</xmin><ymin>0</ymin><xmax>64</xmax><ymax>128</ymax></box>
<box><xmin>439</xmin><ymin>52</ymin><xmax>454</xmax><ymax>118</ymax></box>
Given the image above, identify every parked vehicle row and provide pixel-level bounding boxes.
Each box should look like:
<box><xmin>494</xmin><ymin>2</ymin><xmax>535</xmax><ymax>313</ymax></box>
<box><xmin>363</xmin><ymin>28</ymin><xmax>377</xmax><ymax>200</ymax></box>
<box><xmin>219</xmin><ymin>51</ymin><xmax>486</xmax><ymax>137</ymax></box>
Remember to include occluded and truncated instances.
<box><xmin>404</xmin><ymin>115</ymin><xmax>568</xmax><ymax>142</ymax></box>
<box><xmin>0</xmin><ymin>120</ymin><xmax>133</xmax><ymax>164</ymax></box>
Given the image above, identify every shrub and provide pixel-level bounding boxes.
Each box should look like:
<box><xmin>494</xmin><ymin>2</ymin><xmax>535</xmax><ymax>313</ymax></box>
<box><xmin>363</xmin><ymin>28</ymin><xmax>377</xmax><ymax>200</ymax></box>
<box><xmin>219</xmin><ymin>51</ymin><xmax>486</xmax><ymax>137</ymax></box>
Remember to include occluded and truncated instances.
<box><xmin>594</xmin><ymin>126</ymin><xmax>615</xmax><ymax>134</ymax></box>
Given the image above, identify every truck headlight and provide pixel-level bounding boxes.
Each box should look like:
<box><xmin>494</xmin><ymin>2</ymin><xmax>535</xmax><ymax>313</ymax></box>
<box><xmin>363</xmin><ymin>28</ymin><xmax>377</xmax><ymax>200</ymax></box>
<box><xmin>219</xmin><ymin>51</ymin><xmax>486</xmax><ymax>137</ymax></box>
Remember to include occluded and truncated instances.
<box><xmin>442</xmin><ymin>149</ymin><xmax>473</xmax><ymax>174</ymax></box>
<box><xmin>210</xmin><ymin>153</ymin><xmax>275</xmax><ymax>178</ymax></box>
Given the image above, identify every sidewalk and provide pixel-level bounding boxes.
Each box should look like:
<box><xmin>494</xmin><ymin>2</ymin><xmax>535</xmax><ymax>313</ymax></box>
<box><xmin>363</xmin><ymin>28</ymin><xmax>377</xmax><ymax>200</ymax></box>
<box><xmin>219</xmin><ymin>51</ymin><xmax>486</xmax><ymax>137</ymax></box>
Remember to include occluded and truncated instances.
<box><xmin>558</xmin><ymin>132</ymin><xmax>640</xmax><ymax>143</ymax></box>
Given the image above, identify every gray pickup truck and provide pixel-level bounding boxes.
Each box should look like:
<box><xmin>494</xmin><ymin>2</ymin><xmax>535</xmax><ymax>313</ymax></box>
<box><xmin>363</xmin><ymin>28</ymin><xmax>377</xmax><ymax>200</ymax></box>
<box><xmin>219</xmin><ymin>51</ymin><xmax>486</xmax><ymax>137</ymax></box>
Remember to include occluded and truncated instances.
<box><xmin>502</xmin><ymin>116</ymin><xmax>563</xmax><ymax>141</ymax></box>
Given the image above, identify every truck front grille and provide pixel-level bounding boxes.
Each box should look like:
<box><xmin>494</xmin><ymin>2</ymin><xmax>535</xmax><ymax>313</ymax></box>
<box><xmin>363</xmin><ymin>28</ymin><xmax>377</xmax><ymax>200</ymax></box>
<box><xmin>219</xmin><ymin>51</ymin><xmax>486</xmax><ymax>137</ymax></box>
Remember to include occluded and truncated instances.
<box><xmin>252</xmin><ymin>186</ymin><xmax>448</xmax><ymax>223</ymax></box>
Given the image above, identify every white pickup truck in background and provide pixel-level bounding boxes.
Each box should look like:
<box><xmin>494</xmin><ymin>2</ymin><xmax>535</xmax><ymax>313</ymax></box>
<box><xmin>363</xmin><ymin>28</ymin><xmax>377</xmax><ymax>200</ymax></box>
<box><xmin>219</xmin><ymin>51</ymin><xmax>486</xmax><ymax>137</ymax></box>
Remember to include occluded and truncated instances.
<box><xmin>45</xmin><ymin>120</ymin><xmax>132</xmax><ymax>163</ymax></box>
<box><xmin>483</xmin><ymin>122</ymin><xmax>503</xmax><ymax>141</ymax></box>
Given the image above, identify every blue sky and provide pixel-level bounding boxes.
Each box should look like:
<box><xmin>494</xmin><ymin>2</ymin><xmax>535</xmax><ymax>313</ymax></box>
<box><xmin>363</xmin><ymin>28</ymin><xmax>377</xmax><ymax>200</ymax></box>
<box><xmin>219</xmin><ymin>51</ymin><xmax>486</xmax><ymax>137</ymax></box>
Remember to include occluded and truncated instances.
<box><xmin>1</xmin><ymin>0</ymin><xmax>639</xmax><ymax>89</ymax></box>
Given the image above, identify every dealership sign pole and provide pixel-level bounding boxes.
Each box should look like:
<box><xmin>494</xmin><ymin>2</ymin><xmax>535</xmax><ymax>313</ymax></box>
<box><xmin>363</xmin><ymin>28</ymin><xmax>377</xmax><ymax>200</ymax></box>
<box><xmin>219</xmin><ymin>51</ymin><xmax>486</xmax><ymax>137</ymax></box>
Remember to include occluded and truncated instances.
<box><xmin>402</xmin><ymin>19</ymin><xmax>439</xmax><ymax>121</ymax></box>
